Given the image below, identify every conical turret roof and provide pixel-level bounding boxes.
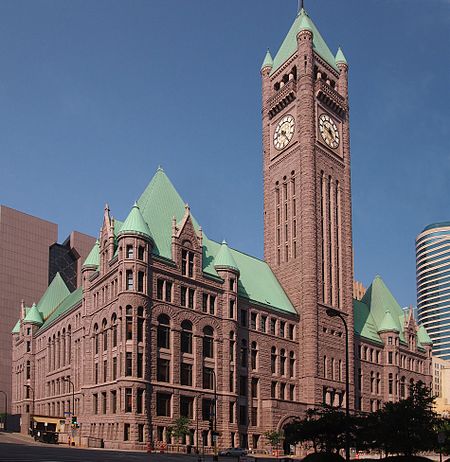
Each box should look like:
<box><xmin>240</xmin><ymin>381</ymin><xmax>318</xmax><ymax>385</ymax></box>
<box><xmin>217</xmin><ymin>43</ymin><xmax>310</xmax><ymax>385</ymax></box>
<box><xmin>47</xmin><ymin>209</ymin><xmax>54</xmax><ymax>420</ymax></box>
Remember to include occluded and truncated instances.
<box><xmin>335</xmin><ymin>47</ymin><xmax>348</xmax><ymax>65</ymax></box>
<box><xmin>11</xmin><ymin>319</ymin><xmax>20</xmax><ymax>334</ymax></box>
<box><xmin>378</xmin><ymin>309</ymin><xmax>399</xmax><ymax>333</ymax></box>
<box><xmin>270</xmin><ymin>8</ymin><xmax>338</xmax><ymax>75</ymax></box>
<box><xmin>418</xmin><ymin>325</ymin><xmax>432</xmax><ymax>345</ymax></box>
<box><xmin>23</xmin><ymin>303</ymin><xmax>44</xmax><ymax>326</ymax></box>
<box><xmin>83</xmin><ymin>240</ymin><xmax>100</xmax><ymax>268</ymax></box>
<box><xmin>214</xmin><ymin>241</ymin><xmax>239</xmax><ymax>273</ymax></box>
<box><xmin>119</xmin><ymin>202</ymin><xmax>152</xmax><ymax>239</ymax></box>
<box><xmin>261</xmin><ymin>49</ymin><xmax>273</xmax><ymax>70</ymax></box>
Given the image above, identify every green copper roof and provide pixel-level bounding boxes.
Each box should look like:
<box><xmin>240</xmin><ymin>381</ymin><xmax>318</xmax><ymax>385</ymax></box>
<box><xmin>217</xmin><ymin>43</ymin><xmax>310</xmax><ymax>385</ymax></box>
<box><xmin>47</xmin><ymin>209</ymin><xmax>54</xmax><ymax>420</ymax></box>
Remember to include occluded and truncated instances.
<box><xmin>118</xmin><ymin>202</ymin><xmax>152</xmax><ymax>239</ymax></box>
<box><xmin>378</xmin><ymin>310</ymin><xmax>400</xmax><ymax>333</ymax></box>
<box><xmin>353</xmin><ymin>299</ymin><xmax>383</xmax><ymax>345</ymax></box>
<box><xmin>23</xmin><ymin>303</ymin><xmax>44</xmax><ymax>326</ymax></box>
<box><xmin>270</xmin><ymin>8</ymin><xmax>339</xmax><ymax>75</ymax></box>
<box><xmin>11</xmin><ymin>319</ymin><xmax>20</xmax><ymax>334</ymax></box>
<box><xmin>83</xmin><ymin>240</ymin><xmax>100</xmax><ymax>267</ymax></box>
<box><xmin>261</xmin><ymin>49</ymin><xmax>273</xmax><ymax>70</ymax></box>
<box><xmin>214</xmin><ymin>241</ymin><xmax>240</xmax><ymax>273</ymax></box>
<box><xmin>335</xmin><ymin>46</ymin><xmax>347</xmax><ymax>65</ymax></box>
<box><xmin>39</xmin><ymin>287</ymin><xmax>82</xmax><ymax>332</ymax></box>
<box><xmin>36</xmin><ymin>273</ymin><xmax>70</xmax><ymax>319</ymax></box>
<box><xmin>418</xmin><ymin>324</ymin><xmax>432</xmax><ymax>345</ymax></box>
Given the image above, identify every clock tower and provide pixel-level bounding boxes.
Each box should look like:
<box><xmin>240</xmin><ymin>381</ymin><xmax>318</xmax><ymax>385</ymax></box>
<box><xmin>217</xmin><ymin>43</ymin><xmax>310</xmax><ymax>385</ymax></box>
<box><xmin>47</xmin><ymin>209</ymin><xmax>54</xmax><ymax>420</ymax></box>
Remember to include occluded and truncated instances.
<box><xmin>261</xmin><ymin>8</ymin><xmax>354</xmax><ymax>407</ymax></box>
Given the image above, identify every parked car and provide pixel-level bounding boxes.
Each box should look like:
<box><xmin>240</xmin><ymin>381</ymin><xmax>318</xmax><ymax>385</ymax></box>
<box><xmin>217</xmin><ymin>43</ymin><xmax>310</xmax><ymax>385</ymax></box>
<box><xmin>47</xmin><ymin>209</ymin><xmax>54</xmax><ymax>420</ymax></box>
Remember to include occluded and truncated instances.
<box><xmin>219</xmin><ymin>448</ymin><xmax>247</xmax><ymax>457</ymax></box>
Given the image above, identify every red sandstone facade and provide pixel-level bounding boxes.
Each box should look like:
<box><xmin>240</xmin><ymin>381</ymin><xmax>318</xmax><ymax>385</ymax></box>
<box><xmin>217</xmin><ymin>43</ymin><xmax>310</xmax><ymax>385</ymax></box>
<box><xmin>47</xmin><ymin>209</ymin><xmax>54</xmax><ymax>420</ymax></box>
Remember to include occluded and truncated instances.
<box><xmin>11</xmin><ymin>8</ymin><xmax>432</xmax><ymax>453</ymax></box>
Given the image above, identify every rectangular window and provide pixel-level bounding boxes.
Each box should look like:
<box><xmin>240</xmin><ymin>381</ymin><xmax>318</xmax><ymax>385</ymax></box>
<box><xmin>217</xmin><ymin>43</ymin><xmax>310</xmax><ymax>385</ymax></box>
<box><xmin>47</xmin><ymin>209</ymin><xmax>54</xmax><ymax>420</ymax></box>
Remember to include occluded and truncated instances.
<box><xmin>280</xmin><ymin>383</ymin><xmax>286</xmax><ymax>400</ymax></box>
<box><xmin>166</xmin><ymin>281</ymin><xmax>172</xmax><ymax>302</ymax></box>
<box><xmin>229</xmin><ymin>278</ymin><xmax>235</xmax><ymax>291</ymax></box>
<box><xmin>93</xmin><ymin>393</ymin><xmax>98</xmax><ymax>414</ymax></box>
<box><xmin>112</xmin><ymin>357</ymin><xmax>117</xmax><ymax>380</ymax></box>
<box><xmin>156</xmin><ymin>393</ymin><xmax>171</xmax><ymax>416</ymax></box>
<box><xmin>181</xmin><ymin>286</ymin><xmax>187</xmax><ymax>307</ymax></box>
<box><xmin>250</xmin><ymin>312</ymin><xmax>257</xmax><ymax>330</ymax></box>
<box><xmin>137</xmin><ymin>271</ymin><xmax>144</xmax><ymax>292</ymax></box>
<box><xmin>126</xmin><ymin>314</ymin><xmax>133</xmax><ymax>340</ymax></box>
<box><xmin>203</xmin><ymin>367</ymin><xmax>214</xmax><ymax>390</ymax></box>
<box><xmin>182</xmin><ymin>249</ymin><xmax>188</xmax><ymax>276</ymax></box>
<box><xmin>138</xmin><ymin>424</ymin><xmax>144</xmax><ymax>443</ymax></box>
<box><xmin>260</xmin><ymin>315</ymin><xmax>267</xmax><ymax>333</ymax></box>
<box><xmin>103</xmin><ymin>359</ymin><xmax>107</xmax><ymax>382</ymax></box>
<box><xmin>271</xmin><ymin>381</ymin><xmax>277</xmax><ymax>399</ymax></box>
<box><xmin>270</xmin><ymin>319</ymin><xmax>277</xmax><ymax>335</ymax></box>
<box><xmin>126</xmin><ymin>245</ymin><xmax>133</xmax><ymax>258</ymax></box>
<box><xmin>188</xmin><ymin>252</ymin><xmax>194</xmax><ymax>277</ymax></box>
<box><xmin>239</xmin><ymin>405</ymin><xmax>247</xmax><ymax>426</ymax></box>
<box><xmin>102</xmin><ymin>392</ymin><xmax>107</xmax><ymax>414</ymax></box>
<box><xmin>157</xmin><ymin>358</ymin><xmax>170</xmax><ymax>382</ymax></box>
<box><xmin>240</xmin><ymin>375</ymin><xmax>248</xmax><ymax>396</ymax></box>
<box><xmin>229</xmin><ymin>300</ymin><xmax>235</xmax><ymax>319</ymax></box>
<box><xmin>125</xmin><ymin>352</ymin><xmax>132</xmax><ymax>376</ymax></box>
<box><xmin>202</xmin><ymin>293</ymin><xmax>208</xmax><ymax>312</ymax></box>
<box><xmin>188</xmin><ymin>288</ymin><xmax>195</xmax><ymax>309</ymax></box>
<box><xmin>210</xmin><ymin>295</ymin><xmax>216</xmax><ymax>315</ymax></box>
<box><xmin>181</xmin><ymin>363</ymin><xmax>192</xmax><ymax>386</ymax></box>
<box><xmin>137</xmin><ymin>388</ymin><xmax>144</xmax><ymax>413</ymax></box>
<box><xmin>251</xmin><ymin>407</ymin><xmax>258</xmax><ymax>426</ymax></box>
<box><xmin>157</xmin><ymin>279</ymin><xmax>164</xmax><ymax>300</ymax></box>
<box><xmin>388</xmin><ymin>352</ymin><xmax>393</xmax><ymax>364</ymax></box>
<box><xmin>137</xmin><ymin>317</ymin><xmax>144</xmax><ymax>343</ymax></box>
<box><xmin>138</xmin><ymin>246</ymin><xmax>145</xmax><ymax>260</ymax></box>
<box><xmin>279</xmin><ymin>321</ymin><xmax>285</xmax><ymax>337</ymax></box>
<box><xmin>111</xmin><ymin>390</ymin><xmax>117</xmax><ymax>414</ymax></box>
<box><xmin>94</xmin><ymin>363</ymin><xmax>98</xmax><ymax>384</ymax></box>
<box><xmin>251</xmin><ymin>378</ymin><xmax>258</xmax><ymax>398</ymax></box>
<box><xmin>124</xmin><ymin>423</ymin><xmax>130</xmax><ymax>441</ymax></box>
<box><xmin>229</xmin><ymin>401</ymin><xmax>235</xmax><ymax>423</ymax></box>
<box><xmin>288</xmin><ymin>324</ymin><xmax>295</xmax><ymax>340</ymax></box>
<box><xmin>125</xmin><ymin>388</ymin><xmax>132</xmax><ymax>412</ymax></box>
<box><xmin>126</xmin><ymin>270</ymin><xmax>133</xmax><ymax>290</ymax></box>
<box><xmin>229</xmin><ymin>370</ymin><xmax>234</xmax><ymax>392</ymax></box>
<box><xmin>289</xmin><ymin>384</ymin><xmax>295</xmax><ymax>401</ymax></box>
<box><xmin>180</xmin><ymin>396</ymin><xmax>194</xmax><ymax>418</ymax></box>
<box><xmin>240</xmin><ymin>309</ymin><xmax>247</xmax><ymax>327</ymax></box>
<box><xmin>137</xmin><ymin>352</ymin><xmax>143</xmax><ymax>378</ymax></box>
<box><xmin>202</xmin><ymin>398</ymin><xmax>213</xmax><ymax>421</ymax></box>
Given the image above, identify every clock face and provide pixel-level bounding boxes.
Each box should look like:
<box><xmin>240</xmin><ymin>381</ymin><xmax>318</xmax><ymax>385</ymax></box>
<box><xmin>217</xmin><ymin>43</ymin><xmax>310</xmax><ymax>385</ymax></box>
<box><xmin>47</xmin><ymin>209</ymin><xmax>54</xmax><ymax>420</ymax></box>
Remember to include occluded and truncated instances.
<box><xmin>273</xmin><ymin>114</ymin><xmax>295</xmax><ymax>151</ymax></box>
<box><xmin>319</xmin><ymin>113</ymin><xmax>340</xmax><ymax>149</ymax></box>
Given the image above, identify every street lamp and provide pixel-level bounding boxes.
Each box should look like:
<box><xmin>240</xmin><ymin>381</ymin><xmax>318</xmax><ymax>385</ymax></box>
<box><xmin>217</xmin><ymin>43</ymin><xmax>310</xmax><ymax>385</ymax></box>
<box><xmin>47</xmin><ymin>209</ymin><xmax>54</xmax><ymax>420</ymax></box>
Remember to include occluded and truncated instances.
<box><xmin>326</xmin><ymin>307</ymin><xmax>350</xmax><ymax>462</ymax></box>
<box><xmin>0</xmin><ymin>390</ymin><xmax>8</xmax><ymax>431</ymax></box>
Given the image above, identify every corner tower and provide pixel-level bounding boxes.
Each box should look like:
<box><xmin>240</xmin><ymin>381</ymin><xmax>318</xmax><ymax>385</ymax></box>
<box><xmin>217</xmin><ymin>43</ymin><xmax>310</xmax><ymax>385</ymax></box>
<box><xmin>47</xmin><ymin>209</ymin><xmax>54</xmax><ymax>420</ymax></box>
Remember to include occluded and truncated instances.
<box><xmin>262</xmin><ymin>8</ymin><xmax>354</xmax><ymax>406</ymax></box>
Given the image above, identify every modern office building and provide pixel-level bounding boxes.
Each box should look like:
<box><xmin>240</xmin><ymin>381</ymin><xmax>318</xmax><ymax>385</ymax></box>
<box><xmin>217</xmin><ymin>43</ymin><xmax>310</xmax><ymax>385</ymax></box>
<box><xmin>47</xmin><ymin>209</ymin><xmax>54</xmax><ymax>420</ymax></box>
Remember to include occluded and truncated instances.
<box><xmin>0</xmin><ymin>205</ymin><xmax>94</xmax><ymax>412</ymax></box>
<box><xmin>417</xmin><ymin>223</ymin><xmax>450</xmax><ymax>359</ymax></box>
<box><xmin>11</xmin><ymin>7</ymin><xmax>432</xmax><ymax>453</ymax></box>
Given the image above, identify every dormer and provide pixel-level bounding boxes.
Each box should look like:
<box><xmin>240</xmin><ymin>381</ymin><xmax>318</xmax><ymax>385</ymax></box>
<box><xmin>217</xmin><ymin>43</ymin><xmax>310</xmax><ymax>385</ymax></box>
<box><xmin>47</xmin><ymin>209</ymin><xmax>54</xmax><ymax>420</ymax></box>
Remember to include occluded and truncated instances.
<box><xmin>171</xmin><ymin>204</ymin><xmax>203</xmax><ymax>279</ymax></box>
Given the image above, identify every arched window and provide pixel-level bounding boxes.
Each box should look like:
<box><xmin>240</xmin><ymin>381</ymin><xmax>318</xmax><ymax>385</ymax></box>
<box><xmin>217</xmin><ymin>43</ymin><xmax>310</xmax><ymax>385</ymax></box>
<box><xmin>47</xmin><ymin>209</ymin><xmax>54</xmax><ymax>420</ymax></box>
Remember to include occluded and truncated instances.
<box><xmin>203</xmin><ymin>326</ymin><xmax>214</xmax><ymax>358</ymax></box>
<box><xmin>240</xmin><ymin>339</ymin><xmax>248</xmax><ymax>367</ymax></box>
<box><xmin>67</xmin><ymin>325</ymin><xmax>71</xmax><ymax>362</ymax></box>
<box><xmin>388</xmin><ymin>373</ymin><xmax>393</xmax><ymax>395</ymax></box>
<box><xmin>26</xmin><ymin>360</ymin><xmax>31</xmax><ymax>380</ymax></box>
<box><xmin>181</xmin><ymin>320</ymin><xmax>193</xmax><ymax>354</ymax></box>
<box><xmin>229</xmin><ymin>331</ymin><xmax>235</xmax><ymax>362</ymax></box>
<box><xmin>61</xmin><ymin>328</ymin><xmax>66</xmax><ymax>367</ymax></box>
<box><xmin>102</xmin><ymin>319</ymin><xmax>108</xmax><ymax>351</ymax></box>
<box><xmin>280</xmin><ymin>349</ymin><xmax>286</xmax><ymax>376</ymax></box>
<box><xmin>289</xmin><ymin>351</ymin><xmax>295</xmax><ymax>378</ymax></box>
<box><xmin>271</xmin><ymin>347</ymin><xmax>277</xmax><ymax>374</ymax></box>
<box><xmin>111</xmin><ymin>314</ymin><xmax>117</xmax><ymax>347</ymax></box>
<box><xmin>157</xmin><ymin>314</ymin><xmax>170</xmax><ymax>349</ymax></box>
<box><xmin>251</xmin><ymin>342</ymin><xmax>258</xmax><ymax>370</ymax></box>
<box><xmin>93</xmin><ymin>324</ymin><xmax>99</xmax><ymax>354</ymax></box>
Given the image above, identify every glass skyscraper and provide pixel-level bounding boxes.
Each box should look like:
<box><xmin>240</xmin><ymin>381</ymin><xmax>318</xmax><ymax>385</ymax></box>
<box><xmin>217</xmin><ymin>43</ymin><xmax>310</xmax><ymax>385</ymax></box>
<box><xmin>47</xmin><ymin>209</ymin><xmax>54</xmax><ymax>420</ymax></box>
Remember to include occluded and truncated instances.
<box><xmin>417</xmin><ymin>222</ymin><xmax>450</xmax><ymax>359</ymax></box>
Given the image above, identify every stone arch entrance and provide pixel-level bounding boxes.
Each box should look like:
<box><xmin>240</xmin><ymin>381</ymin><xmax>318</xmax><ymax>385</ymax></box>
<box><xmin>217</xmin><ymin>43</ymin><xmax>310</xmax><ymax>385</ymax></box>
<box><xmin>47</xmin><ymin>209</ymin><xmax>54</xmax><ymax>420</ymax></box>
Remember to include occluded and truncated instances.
<box><xmin>277</xmin><ymin>416</ymin><xmax>299</xmax><ymax>455</ymax></box>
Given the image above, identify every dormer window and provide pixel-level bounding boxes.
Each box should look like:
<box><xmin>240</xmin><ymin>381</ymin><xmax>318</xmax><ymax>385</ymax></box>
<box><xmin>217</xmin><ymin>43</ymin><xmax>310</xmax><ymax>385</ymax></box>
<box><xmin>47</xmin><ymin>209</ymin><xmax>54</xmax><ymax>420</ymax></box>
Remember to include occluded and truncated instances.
<box><xmin>182</xmin><ymin>249</ymin><xmax>194</xmax><ymax>277</ymax></box>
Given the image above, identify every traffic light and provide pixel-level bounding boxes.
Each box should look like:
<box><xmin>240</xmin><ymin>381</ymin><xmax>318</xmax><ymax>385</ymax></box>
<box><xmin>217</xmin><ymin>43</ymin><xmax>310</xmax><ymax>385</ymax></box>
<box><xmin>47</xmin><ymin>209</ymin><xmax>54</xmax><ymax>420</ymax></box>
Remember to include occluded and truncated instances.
<box><xmin>71</xmin><ymin>416</ymin><xmax>77</xmax><ymax>426</ymax></box>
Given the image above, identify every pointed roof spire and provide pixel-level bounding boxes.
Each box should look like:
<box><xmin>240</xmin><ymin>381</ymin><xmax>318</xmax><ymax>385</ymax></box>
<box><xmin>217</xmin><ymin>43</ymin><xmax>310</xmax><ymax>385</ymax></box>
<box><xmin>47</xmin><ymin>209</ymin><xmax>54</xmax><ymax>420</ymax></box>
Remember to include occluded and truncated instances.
<box><xmin>23</xmin><ymin>302</ymin><xmax>44</xmax><ymax>326</ymax></box>
<box><xmin>335</xmin><ymin>46</ymin><xmax>348</xmax><ymax>65</ymax></box>
<box><xmin>83</xmin><ymin>240</ymin><xmax>100</xmax><ymax>268</ymax></box>
<box><xmin>11</xmin><ymin>319</ymin><xmax>21</xmax><ymax>334</ymax></box>
<box><xmin>261</xmin><ymin>49</ymin><xmax>273</xmax><ymax>70</ymax></box>
<box><xmin>214</xmin><ymin>240</ymin><xmax>240</xmax><ymax>274</ymax></box>
<box><xmin>378</xmin><ymin>309</ymin><xmax>399</xmax><ymax>334</ymax></box>
<box><xmin>36</xmin><ymin>273</ymin><xmax>70</xmax><ymax>319</ymax></box>
<box><xmin>119</xmin><ymin>202</ymin><xmax>152</xmax><ymax>239</ymax></box>
<box><xmin>298</xmin><ymin>7</ymin><xmax>313</xmax><ymax>33</ymax></box>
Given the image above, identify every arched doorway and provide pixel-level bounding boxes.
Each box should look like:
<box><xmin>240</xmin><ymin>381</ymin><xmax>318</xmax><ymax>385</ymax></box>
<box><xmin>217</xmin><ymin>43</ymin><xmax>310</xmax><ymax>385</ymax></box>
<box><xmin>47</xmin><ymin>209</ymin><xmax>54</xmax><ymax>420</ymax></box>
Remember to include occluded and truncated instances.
<box><xmin>278</xmin><ymin>416</ymin><xmax>299</xmax><ymax>455</ymax></box>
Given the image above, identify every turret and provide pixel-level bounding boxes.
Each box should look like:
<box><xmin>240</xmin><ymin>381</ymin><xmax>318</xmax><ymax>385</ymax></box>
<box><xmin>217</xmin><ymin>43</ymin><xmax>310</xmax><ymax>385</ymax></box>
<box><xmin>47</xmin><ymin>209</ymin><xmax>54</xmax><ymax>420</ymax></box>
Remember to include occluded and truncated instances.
<box><xmin>335</xmin><ymin>47</ymin><xmax>349</xmax><ymax>100</ymax></box>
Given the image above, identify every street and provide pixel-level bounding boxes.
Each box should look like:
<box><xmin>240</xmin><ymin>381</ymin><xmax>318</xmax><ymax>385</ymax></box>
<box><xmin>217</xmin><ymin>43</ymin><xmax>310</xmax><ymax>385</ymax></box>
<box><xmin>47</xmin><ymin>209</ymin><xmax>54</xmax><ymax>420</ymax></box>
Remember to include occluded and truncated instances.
<box><xmin>0</xmin><ymin>432</ymin><xmax>230</xmax><ymax>462</ymax></box>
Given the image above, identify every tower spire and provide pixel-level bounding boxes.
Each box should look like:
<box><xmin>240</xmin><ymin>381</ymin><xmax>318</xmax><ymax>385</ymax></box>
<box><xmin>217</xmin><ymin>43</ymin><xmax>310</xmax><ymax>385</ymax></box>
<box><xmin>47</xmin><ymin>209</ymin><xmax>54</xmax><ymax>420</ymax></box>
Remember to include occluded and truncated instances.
<box><xmin>298</xmin><ymin>0</ymin><xmax>304</xmax><ymax>12</ymax></box>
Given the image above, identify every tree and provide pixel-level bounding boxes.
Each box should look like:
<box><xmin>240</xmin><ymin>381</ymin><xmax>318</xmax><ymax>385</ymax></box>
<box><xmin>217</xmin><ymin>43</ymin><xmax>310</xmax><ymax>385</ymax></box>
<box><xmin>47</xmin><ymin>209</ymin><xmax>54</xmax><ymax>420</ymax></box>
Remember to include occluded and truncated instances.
<box><xmin>362</xmin><ymin>381</ymin><xmax>439</xmax><ymax>457</ymax></box>
<box><xmin>169</xmin><ymin>416</ymin><xmax>191</xmax><ymax>452</ymax></box>
<box><xmin>264</xmin><ymin>430</ymin><xmax>284</xmax><ymax>454</ymax></box>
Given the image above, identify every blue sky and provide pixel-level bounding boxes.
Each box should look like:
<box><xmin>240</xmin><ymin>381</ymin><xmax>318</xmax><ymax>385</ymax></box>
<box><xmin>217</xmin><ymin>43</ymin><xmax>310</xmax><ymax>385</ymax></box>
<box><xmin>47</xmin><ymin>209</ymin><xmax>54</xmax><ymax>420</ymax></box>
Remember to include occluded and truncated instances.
<box><xmin>0</xmin><ymin>0</ymin><xmax>449</xmax><ymax>307</ymax></box>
